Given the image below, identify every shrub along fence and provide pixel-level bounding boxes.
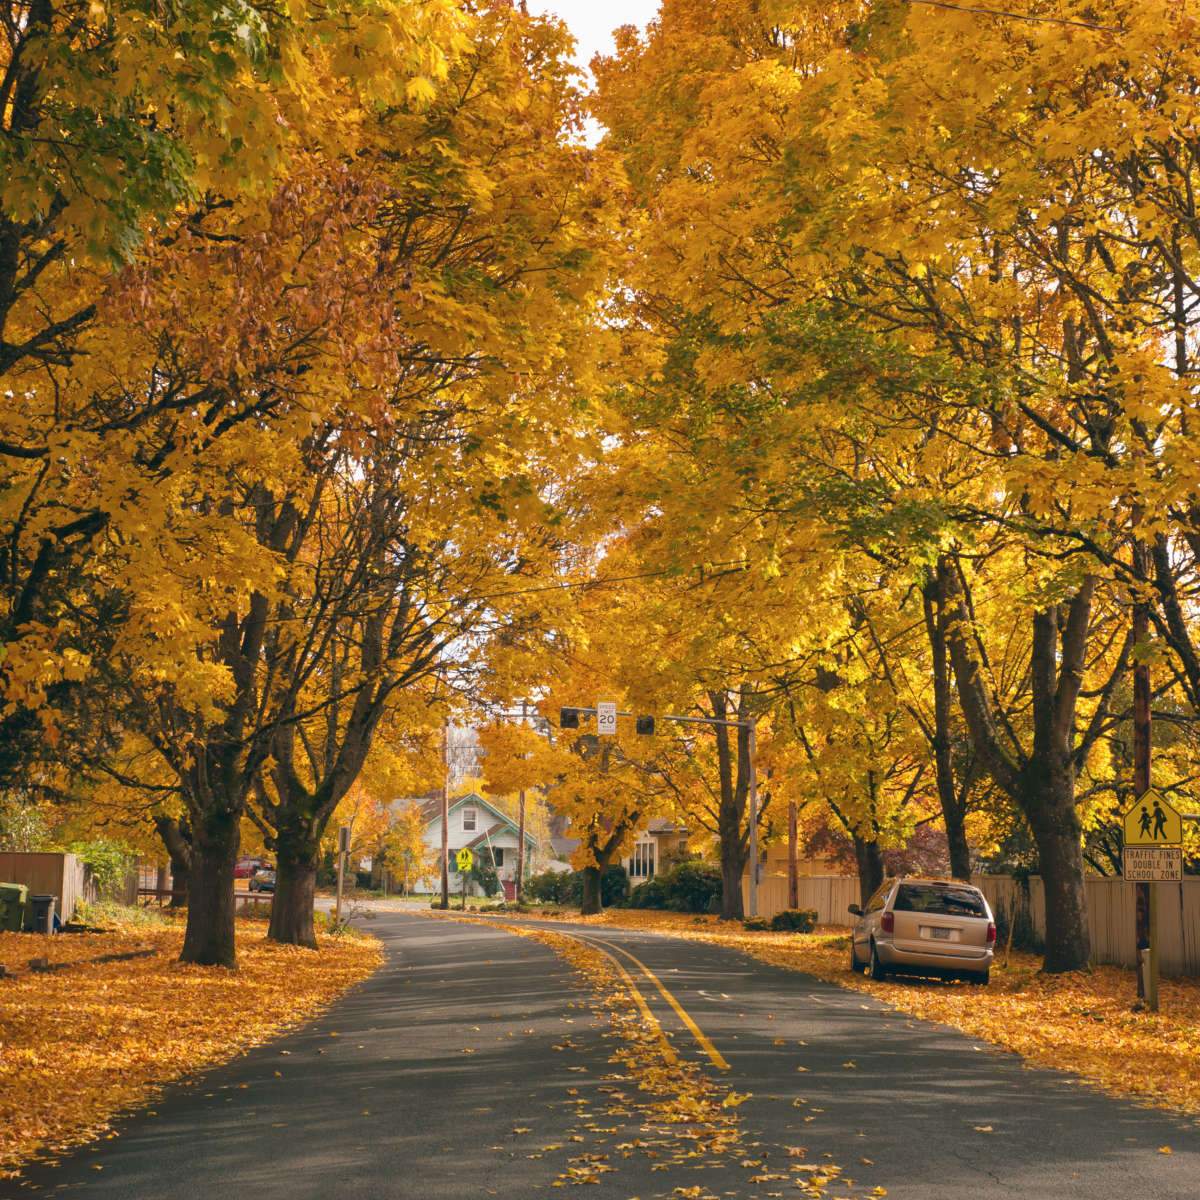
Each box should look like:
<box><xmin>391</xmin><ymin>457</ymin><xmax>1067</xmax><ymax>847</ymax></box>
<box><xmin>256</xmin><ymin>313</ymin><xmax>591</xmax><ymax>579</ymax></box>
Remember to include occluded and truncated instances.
<box><xmin>744</xmin><ymin>872</ymin><xmax>1200</xmax><ymax>975</ymax></box>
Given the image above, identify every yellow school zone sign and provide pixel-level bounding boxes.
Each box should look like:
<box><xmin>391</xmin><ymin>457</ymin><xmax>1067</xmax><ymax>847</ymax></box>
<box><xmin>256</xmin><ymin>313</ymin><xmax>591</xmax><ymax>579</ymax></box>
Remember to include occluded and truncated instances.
<box><xmin>455</xmin><ymin>847</ymin><xmax>474</xmax><ymax>872</ymax></box>
<box><xmin>1123</xmin><ymin>790</ymin><xmax>1182</xmax><ymax>847</ymax></box>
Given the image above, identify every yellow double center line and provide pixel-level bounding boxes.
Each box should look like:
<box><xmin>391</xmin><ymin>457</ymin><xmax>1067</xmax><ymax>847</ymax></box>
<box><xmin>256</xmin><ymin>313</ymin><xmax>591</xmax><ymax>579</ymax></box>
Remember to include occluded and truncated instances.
<box><xmin>559</xmin><ymin>929</ymin><xmax>730</xmax><ymax>1072</ymax></box>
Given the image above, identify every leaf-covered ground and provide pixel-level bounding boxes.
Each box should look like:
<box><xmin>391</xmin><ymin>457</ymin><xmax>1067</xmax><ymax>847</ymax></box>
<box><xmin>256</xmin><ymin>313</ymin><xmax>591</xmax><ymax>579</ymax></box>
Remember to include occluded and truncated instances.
<box><xmin>486</xmin><ymin>908</ymin><xmax>1200</xmax><ymax>1120</ymax></box>
<box><xmin>0</xmin><ymin>917</ymin><xmax>382</xmax><ymax>1176</ymax></box>
<box><xmin>495</xmin><ymin>922</ymin><xmax>865</xmax><ymax>1198</ymax></box>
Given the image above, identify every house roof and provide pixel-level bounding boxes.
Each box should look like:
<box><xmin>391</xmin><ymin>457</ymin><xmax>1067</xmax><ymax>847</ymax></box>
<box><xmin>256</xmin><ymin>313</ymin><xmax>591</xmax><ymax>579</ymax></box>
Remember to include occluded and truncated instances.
<box><xmin>403</xmin><ymin>791</ymin><xmax>537</xmax><ymax>847</ymax></box>
<box><xmin>646</xmin><ymin>818</ymin><xmax>687</xmax><ymax>834</ymax></box>
<box><xmin>551</xmin><ymin>834</ymin><xmax>580</xmax><ymax>858</ymax></box>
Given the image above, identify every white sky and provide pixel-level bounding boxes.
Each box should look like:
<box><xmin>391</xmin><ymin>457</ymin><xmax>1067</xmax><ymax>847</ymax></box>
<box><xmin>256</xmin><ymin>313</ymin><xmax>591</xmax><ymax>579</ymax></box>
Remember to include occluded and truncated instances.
<box><xmin>528</xmin><ymin>0</ymin><xmax>660</xmax><ymax>76</ymax></box>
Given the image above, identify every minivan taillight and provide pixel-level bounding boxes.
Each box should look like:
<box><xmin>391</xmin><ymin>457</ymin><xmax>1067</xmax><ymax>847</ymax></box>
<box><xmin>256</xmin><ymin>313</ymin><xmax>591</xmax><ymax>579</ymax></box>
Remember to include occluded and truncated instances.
<box><xmin>881</xmin><ymin>911</ymin><xmax>894</xmax><ymax>934</ymax></box>
<box><xmin>986</xmin><ymin>921</ymin><xmax>997</xmax><ymax>944</ymax></box>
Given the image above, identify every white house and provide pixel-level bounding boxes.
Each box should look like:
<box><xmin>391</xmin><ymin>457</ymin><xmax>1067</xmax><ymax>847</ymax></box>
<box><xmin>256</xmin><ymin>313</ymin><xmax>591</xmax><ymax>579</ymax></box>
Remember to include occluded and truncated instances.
<box><xmin>404</xmin><ymin>792</ymin><xmax>539</xmax><ymax>899</ymax></box>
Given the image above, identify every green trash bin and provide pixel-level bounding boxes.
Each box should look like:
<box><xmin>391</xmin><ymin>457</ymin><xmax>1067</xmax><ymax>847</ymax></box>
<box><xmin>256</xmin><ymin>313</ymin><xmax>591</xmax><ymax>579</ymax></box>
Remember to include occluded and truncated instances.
<box><xmin>0</xmin><ymin>882</ymin><xmax>28</xmax><ymax>932</ymax></box>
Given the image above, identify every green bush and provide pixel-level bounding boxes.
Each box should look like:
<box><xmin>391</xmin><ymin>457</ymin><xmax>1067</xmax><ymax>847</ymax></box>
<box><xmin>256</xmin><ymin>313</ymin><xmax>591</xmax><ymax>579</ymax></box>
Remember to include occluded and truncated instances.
<box><xmin>525</xmin><ymin>869</ymin><xmax>574</xmax><ymax>904</ymax></box>
<box><xmin>743</xmin><ymin>916</ymin><xmax>771</xmax><ymax>932</ymax></box>
<box><xmin>524</xmin><ymin>865</ymin><xmax>629</xmax><ymax>908</ymax></box>
<box><xmin>626</xmin><ymin>859</ymin><xmax>722</xmax><ymax>914</ymax></box>
<box><xmin>770</xmin><ymin>908</ymin><xmax>818</xmax><ymax>933</ymax></box>
<box><xmin>628</xmin><ymin>876</ymin><xmax>670</xmax><ymax>910</ymax></box>
<box><xmin>662</xmin><ymin>860</ymin><xmax>722</xmax><ymax>914</ymax></box>
<box><xmin>600</xmin><ymin>864</ymin><xmax>630</xmax><ymax>906</ymax></box>
<box><xmin>70</xmin><ymin>838</ymin><xmax>134</xmax><ymax>896</ymax></box>
<box><xmin>469</xmin><ymin>853</ymin><xmax>501</xmax><ymax>899</ymax></box>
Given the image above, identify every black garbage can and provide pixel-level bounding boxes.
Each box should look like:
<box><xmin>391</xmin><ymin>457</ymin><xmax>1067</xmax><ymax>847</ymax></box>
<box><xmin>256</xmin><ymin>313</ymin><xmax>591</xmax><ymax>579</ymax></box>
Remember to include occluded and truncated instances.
<box><xmin>27</xmin><ymin>894</ymin><xmax>55</xmax><ymax>934</ymax></box>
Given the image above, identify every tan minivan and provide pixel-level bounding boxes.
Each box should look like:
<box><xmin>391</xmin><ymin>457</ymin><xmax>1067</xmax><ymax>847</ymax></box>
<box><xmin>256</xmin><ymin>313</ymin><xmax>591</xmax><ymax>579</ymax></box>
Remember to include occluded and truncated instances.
<box><xmin>848</xmin><ymin>877</ymin><xmax>995</xmax><ymax>985</ymax></box>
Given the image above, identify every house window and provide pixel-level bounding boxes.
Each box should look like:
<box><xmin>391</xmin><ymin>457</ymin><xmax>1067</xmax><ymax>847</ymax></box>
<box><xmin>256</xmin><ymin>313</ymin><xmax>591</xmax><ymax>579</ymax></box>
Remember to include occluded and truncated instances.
<box><xmin>629</xmin><ymin>841</ymin><xmax>655</xmax><ymax>879</ymax></box>
<box><xmin>462</xmin><ymin>807</ymin><xmax>477</xmax><ymax>832</ymax></box>
<box><xmin>492</xmin><ymin>848</ymin><xmax>504</xmax><ymax>867</ymax></box>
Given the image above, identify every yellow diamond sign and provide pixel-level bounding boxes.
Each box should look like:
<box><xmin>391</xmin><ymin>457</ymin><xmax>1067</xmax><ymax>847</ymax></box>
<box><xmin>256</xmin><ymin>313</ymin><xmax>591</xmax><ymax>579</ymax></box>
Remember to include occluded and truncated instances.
<box><xmin>455</xmin><ymin>847</ymin><xmax>474</xmax><ymax>872</ymax></box>
<box><xmin>1123</xmin><ymin>789</ymin><xmax>1182</xmax><ymax>847</ymax></box>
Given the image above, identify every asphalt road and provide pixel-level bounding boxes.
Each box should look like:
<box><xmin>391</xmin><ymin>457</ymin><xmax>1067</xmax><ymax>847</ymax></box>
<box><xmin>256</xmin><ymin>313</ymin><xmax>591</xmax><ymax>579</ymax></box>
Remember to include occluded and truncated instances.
<box><xmin>7</xmin><ymin>910</ymin><xmax>1200</xmax><ymax>1199</ymax></box>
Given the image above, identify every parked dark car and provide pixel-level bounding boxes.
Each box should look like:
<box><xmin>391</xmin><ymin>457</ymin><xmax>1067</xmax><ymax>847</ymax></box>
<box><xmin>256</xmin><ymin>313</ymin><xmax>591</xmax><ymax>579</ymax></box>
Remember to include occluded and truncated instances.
<box><xmin>249</xmin><ymin>868</ymin><xmax>276</xmax><ymax>894</ymax></box>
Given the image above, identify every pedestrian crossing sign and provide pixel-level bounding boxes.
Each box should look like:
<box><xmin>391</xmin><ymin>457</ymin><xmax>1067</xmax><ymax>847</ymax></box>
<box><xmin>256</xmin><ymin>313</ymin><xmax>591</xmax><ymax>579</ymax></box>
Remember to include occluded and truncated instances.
<box><xmin>455</xmin><ymin>847</ymin><xmax>474</xmax><ymax>872</ymax></box>
<box><xmin>1123</xmin><ymin>789</ymin><xmax>1182</xmax><ymax>847</ymax></box>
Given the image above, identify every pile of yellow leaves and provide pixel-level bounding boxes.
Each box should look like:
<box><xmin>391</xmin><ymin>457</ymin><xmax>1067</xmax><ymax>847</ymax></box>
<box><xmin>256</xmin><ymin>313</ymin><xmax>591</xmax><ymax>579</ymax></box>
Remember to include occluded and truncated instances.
<box><xmin>516</xmin><ymin>909</ymin><xmax>1200</xmax><ymax>1117</ymax></box>
<box><xmin>0</xmin><ymin>920</ymin><xmax>381</xmax><ymax>1176</ymax></box>
<box><xmin>501</xmin><ymin>922</ymin><xmax>753</xmax><ymax>1192</ymax></box>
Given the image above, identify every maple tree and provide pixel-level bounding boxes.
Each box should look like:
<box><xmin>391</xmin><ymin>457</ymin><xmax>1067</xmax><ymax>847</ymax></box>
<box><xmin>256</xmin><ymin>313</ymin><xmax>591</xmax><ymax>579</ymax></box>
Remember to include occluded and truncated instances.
<box><xmin>591</xmin><ymin>0</ymin><xmax>1200</xmax><ymax>972</ymax></box>
<box><xmin>82</xmin><ymin>2</ymin><xmax>621</xmax><ymax>963</ymax></box>
<box><xmin>0</xmin><ymin>0</ymin><xmax>461</xmax><ymax>784</ymax></box>
<box><xmin>4</xmin><ymin>0</ymin><xmax>1198</xmax><ymax>989</ymax></box>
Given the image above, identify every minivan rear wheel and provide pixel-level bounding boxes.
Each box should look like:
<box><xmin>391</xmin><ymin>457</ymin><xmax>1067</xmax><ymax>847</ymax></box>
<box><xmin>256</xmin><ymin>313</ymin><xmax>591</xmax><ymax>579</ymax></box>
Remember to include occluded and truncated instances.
<box><xmin>867</xmin><ymin>940</ymin><xmax>888</xmax><ymax>981</ymax></box>
<box><xmin>967</xmin><ymin>968</ymin><xmax>990</xmax><ymax>986</ymax></box>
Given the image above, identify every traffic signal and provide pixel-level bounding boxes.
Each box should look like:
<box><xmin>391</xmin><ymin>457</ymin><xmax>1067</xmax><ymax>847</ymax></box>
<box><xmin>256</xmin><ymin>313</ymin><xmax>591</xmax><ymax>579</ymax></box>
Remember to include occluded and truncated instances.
<box><xmin>636</xmin><ymin>715</ymin><xmax>655</xmax><ymax>735</ymax></box>
<box><xmin>560</xmin><ymin>707</ymin><xmax>580</xmax><ymax>729</ymax></box>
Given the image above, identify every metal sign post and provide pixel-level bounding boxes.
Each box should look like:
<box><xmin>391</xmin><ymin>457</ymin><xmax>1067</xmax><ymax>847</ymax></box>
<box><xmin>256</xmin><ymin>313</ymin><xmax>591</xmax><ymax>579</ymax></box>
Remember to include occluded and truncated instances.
<box><xmin>456</xmin><ymin>847</ymin><xmax>474</xmax><ymax>911</ymax></box>
<box><xmin>335</xmin><ymin>825</ymin><xmax>350</xmax><ymax>927</ymax></box>
<box><xmin>1123</xmin><ymin>789</ymin><xmax>1183</xmax><ymax>1012</ymax></box>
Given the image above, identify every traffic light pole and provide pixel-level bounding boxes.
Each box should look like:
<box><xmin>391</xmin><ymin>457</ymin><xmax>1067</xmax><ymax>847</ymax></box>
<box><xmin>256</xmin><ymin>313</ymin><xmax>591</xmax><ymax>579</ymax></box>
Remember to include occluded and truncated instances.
<box><xmin>560</xmin><ymin>705</ymin><xmax>763</xmax><ymax>918</ymax></box>
<box><xmin>1132</xmin><ymin>541</ymin><xmax>1157</xmax><ymax>1011</ymax></box>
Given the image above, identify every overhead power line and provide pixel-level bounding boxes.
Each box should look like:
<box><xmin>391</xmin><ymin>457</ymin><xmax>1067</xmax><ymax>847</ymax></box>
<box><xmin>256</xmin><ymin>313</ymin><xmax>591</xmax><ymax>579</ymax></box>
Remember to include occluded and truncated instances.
<box><xmin>909</xmin><ymin>0</ymin><xmax>1122</xmax><ymax>33</ymax></box>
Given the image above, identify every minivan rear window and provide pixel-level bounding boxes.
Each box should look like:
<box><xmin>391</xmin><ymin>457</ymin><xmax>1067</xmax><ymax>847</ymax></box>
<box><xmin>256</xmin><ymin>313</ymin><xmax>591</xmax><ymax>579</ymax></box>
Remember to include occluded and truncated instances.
<box><xmin>893</xmin><ymin>884</ymin><xmax>986</xmax><ymax>918</ymax></box>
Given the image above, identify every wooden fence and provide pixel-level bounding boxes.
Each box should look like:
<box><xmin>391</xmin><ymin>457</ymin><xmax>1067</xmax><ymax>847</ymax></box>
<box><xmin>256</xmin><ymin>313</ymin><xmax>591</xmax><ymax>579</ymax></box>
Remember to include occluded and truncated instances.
<box><xmin>743</xmin><ymin>871</ymin><xmax>1200</xmax><ymax>976</ymax></box>
<box><xmin>742</xmin><ymin>873</ymin><xmax>861</xmax><ymax>927</ymax></box>
<box><xmin>0</xmin><ymin>852</ymin><xmax>87</xmax><ymax>921</ymax></box>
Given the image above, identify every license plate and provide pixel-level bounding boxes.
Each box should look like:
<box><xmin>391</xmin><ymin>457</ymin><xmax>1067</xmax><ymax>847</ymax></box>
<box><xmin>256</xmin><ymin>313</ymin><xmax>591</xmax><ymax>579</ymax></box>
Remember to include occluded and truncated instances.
<box><xmin>930</xmin><ymin>927</ymin><xmax>952</xmax><ymax>940</ymax></box>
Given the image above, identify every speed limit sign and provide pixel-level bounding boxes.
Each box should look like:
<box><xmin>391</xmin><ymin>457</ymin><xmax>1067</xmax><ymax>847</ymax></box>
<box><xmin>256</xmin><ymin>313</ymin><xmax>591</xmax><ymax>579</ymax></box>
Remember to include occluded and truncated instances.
<box><xmin>597</xmin><ymin>701</ymin><xmax>617</xmax><ymax>736</ymax></box>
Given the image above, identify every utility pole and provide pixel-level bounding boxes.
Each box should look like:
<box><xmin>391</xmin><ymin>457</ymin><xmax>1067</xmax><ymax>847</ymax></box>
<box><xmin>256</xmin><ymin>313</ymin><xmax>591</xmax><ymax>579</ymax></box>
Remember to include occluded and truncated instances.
<box><xmin>747</xmin><ymin>722</ymin><xmax>760</xmax><ymax>919</ymax></box>
<box><xmin>440</xmin><ymin>720</ymin><xmax>450</xmax><ymax>910</ymax></box>
<box><xmin>787</xmin><ymin>800</ymin><xmax>799</xmax><ymax>910</ymax></box>
<box><xmin>516</xmin><ymin>790</ymin><xmax>527</xmax><ymax>902</ymax></box>
<box><xmin>1132</xmin><ymin>539</ymin><xmax>1157</xmax><ymax>1010</ymax></box>
<box><xmin>515</xmin><ymin>698</ymin><xmax>530</xmax><ymax>903</ymax></box>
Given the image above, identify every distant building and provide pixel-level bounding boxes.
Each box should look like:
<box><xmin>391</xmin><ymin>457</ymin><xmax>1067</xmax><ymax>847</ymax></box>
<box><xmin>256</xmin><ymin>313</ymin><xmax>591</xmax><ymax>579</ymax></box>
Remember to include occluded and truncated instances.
<box><xmin>402</xmin><ymin>791</ymin><xmax>539</xmax><ymax>900</ymax></box>
<box><xmin>623</xmin><ymin>818</ymin><xmax>689</xmax><ymax>882</ymax></box>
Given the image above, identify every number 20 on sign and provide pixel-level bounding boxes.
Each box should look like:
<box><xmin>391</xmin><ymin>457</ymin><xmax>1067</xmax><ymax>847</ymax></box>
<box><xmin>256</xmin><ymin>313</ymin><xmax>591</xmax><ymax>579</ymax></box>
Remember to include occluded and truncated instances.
<box><xmin>596</xmin><ymin>701</ymin><xmax>617</xmax><ymax>736</ymax></box>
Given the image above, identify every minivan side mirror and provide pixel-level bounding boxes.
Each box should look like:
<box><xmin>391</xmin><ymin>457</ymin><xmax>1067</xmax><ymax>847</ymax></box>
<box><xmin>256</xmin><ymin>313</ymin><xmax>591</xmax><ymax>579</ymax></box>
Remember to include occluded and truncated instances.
<box><xmin>847</xmin><ymin>904</ymin><xmax>863</xmax><ymax>917</ymax></box>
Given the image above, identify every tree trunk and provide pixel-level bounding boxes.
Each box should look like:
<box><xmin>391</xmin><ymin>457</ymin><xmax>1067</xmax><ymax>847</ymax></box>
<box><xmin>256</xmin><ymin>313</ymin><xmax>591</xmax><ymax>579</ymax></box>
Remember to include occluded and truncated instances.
<box><xmin>853</xmin><ymin>835</ymin><xmax>885</xmax><ymax>906</ymax></box>
<box><xmin>1023</xmin><ymin>768</ymin><xmax>1091</xmax><ymax>972</ymax></box>
<box><xmin>945</xmin><ymin>810</ymin><xmax>972</xmax><ymax>882</ymax></box>
<box><xmin>925</xmin><ymin>563</ymin><xmax>971</xmax><ymax>881</ymax></box>
<box><xmin>719</xmin><ymin>848</ymin><xmax>744</xmax><ymax>921</ymax></box>
<box><xmin>180</xmin><ymin>810</ymin><xmax>239</xmax><ymax>967</ymax></box>
<box><xmin>154</xmin><ymin>815</ymin><xmax>192</xmax><ymax>908</ymax></box>
<box><xmin>712</xmin><ymin>691</ymin><xmax>749</xmax><ymax>921</ymax></box>
<box><xmin>945</xmin><ymin>563</ymin><xmax>1095</xmax><ymax>972</ymax></box>
<box><xmin>580</xmin><ymin>865</ymin><xmax>603</xmax><ymax>915</ymax></box>
<box><xmin>269</xmin><ymin>832</ymin><xmax>318</xmax><ymax>948</ymax></box>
